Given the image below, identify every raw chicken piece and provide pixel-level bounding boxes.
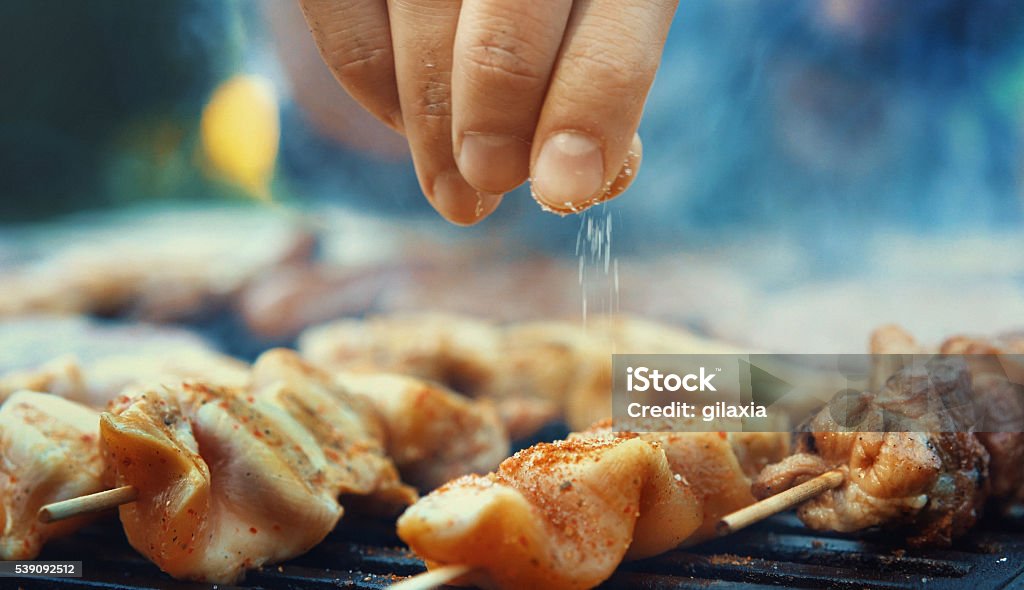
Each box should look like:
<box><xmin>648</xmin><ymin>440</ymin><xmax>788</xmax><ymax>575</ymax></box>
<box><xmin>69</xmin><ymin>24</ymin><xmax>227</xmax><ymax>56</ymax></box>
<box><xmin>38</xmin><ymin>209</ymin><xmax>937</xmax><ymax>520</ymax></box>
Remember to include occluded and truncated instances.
<box><xmin>0</xmin><ymin>207</ymin><xmax>313</xmax><ymax>321</ymax></box>
<box><xmin>0</xmin><ymin>347</ymin><xmax>247</xmax><ymax>408</ymax></box>
<box><xmin>298</xmin><ymin>313</ymin><xmax>742</xmax><ymax>436</ymax></box>
<box><xmin>397</xmin><ymin>433</ymin><xmax>702</xmax><ymax>590</ymax></box>
<box><xmin>247</xmin><ymin>350</ymin><xmax>417</xmax><ymax>509</ymax></box>
<box><xmin>579</xmin><ymin>419</ymin><xmax>789</xmax><ymax>542</ymax></box>
<box><xmin>0</xmin><ymin>391</ymin><xmax>103</xmax><ymax>559</ymax></box>
<box><xmin>334</xmin><ymin>371</ymin><xmax>509</xmax><ymax>489</ymax></box>
<box><xmin>561</xmin><ymin>316</ymin><xmax>744</xmax><ymax>430</ymax></box>
<box><xmin>299</xmin><ymin>313</ymin><xmax>503</xmax><ymax>395</ymax></box>
<box><xmin>101</xmin><ymin>365</ymin><xmax>414</xmax><ymax>584</ymax></box>
<box><xmin>0</xmin><ymin>356</ymin><xmax>85</xmax><ymax>404</ymax></box>
<box><xmin>754</xmin><ymin>360</ymin><xmax>990</xmax><ymax>547</ymax></box>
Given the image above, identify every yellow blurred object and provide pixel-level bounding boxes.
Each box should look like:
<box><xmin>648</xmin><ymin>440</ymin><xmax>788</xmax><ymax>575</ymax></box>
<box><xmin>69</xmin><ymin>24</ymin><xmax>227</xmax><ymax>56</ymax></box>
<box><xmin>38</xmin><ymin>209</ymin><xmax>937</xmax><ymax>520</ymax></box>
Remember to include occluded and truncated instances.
<box><xmin>201</xmin><ymin>74</ymin><xmax>280</xmax><ymax>201</ymax></box>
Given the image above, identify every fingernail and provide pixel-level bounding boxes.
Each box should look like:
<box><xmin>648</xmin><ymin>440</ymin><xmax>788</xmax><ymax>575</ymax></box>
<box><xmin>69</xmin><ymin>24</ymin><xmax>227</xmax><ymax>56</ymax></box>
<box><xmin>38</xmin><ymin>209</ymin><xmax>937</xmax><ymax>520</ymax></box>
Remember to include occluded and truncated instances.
<box><xmin>532</xmin><ymin>132</ymin><xmax>604</xmax><ymax>211</ymax></box>
<box><xmin>457</xmin><ymin>133</ymin><xmax>530</xmax><ymax>193</ymax></box>
<box><xmin>431</xmin><ymin>169</ymin><xmax>503</xmax><ymax>225</ymax></box>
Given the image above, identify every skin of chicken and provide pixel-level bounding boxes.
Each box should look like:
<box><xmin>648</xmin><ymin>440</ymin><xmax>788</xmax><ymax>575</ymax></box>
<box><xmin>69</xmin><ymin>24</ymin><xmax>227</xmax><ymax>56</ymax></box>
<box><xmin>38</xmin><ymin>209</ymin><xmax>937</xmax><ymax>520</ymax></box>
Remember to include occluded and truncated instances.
<box><xmin>0</xmin><ymin>391</ymin><xmax>104</xmax><ymax>560</ymax></box>
<box><xmin>298</xmin><ymin>313</ymin><xmax>743</xmax><ymax>437</ymax></box>
<box><xmin>101</xmin><ymin>383</ymin><xmax>345</xmax><ymax>583</ymax></box>
<box><xmin>0</xmin><ymin>349</ymin><xmax>248</xmax><ymax>408</ymax></box>
<box><xmin>580</xmin><ymin>419</ymin><xmax>790</xmax><ymax>542</ymax></box>
<box><xmin>0</xmin><ymin>356</ymin><xmax>86</xmax><ymax>405</ymax></box>
<box><xmin>397</xmin><ymin>433</ymin><xmax>702</xmax><ymax>590</ymax></box>
<box><xmin>248</xmin><ymin>349</ymin><xmax>418</xmax><ymax>510</ymax></box>
<box><xmin>333</xmin><ymin>371</ymin><xmax>509</xmax><ymax>490</ymax></box>
<box><xmin>298</xmin><ymin>313</ymin><xmax>503</xmax><ymax>395</ymax></box>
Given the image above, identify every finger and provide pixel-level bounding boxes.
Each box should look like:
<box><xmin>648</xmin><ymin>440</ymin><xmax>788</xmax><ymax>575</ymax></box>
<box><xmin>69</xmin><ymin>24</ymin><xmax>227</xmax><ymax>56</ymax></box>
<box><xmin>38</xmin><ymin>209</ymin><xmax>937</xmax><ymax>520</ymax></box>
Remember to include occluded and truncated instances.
<box><xmin>389</xmin><ymin>0</ymin><xmax>503</xmax><ymax>225</ymax></box>
<box><xmin>451</xmin><ymin>0</ymin><xmax>574</xmax><ymax>194</ymax></box>
<box><xmin>529</xmin><ymin>0</ymin><xmax>678</xmax><ymax>213</ymax></box>
<box><xmin>299</xmin><ymin>0</ymin><xmax>404</xmax><ymax>133</ymax></box>
<box><xmin>607</xmin><ymin>133</ymin><xmax>643</xmax><ymax>201</ymax></box>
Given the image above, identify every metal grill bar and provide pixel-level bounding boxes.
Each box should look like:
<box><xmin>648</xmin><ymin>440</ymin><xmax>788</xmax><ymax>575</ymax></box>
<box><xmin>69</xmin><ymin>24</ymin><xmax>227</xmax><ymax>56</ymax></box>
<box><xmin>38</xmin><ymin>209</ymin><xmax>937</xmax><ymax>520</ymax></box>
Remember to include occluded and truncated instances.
<box><xmin>13</xmin><ymin>513</ymin><xmax>1024</xmax><ymax>590</ymax></box>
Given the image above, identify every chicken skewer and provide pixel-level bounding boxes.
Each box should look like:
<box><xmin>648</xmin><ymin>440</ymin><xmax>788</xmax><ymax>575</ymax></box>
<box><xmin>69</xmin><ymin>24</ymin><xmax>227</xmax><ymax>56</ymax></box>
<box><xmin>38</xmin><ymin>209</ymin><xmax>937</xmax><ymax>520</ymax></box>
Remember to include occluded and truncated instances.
<box><xmin>39</xmin><ymin>369</ymin><xmax>512</xmax><ymax>524</ymax></box>
<box><xmin>398</xmin><ymin>432</ymin><xmax>704</xmax><ymax>590</ymax></box>
<box><xmin>99</xmin><ymin>378</ymin><xmax>403</xmax><ymax>583</ymax></box>
<box><xmin>672</xmin><ymin>327</ymin><xmax>1024</xmax><ymax>544</ymax></box>
<box><xmin>389</xmin><ymin>468</ymin><xmax>843</xmax><ymax>590</ymax></box>
<box><xmin>29</xmin><ymin>349</ymin><xmax>508</xmax><ymax>583</ymax></box>
<box><xmin>392</xmin><ymin>422</ymin><xmax>789</xmax><ymax>590</ymax></box>
<box><xmin>299</xmin><ymin>312</ymin><xmax>743</xmax><ymax>437</ymax></box>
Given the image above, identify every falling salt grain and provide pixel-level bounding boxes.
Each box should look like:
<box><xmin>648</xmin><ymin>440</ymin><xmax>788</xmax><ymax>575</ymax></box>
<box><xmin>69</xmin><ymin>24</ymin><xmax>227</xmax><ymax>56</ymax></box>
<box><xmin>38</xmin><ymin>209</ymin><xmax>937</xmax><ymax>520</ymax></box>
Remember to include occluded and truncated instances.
<box><xmin>576</xmin><ymin>205</ymin><xmax>620</xmax><ymax>330</ymax></box>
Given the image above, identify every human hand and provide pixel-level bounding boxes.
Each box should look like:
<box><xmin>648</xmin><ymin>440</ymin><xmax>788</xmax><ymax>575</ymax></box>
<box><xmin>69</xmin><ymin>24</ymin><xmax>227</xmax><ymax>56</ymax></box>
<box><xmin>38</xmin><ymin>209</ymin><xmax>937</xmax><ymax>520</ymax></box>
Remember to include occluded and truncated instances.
<box><xmin>299</xmin><ymin>0</ymin><xmax>678</xmax><ymax>224</ymax></box>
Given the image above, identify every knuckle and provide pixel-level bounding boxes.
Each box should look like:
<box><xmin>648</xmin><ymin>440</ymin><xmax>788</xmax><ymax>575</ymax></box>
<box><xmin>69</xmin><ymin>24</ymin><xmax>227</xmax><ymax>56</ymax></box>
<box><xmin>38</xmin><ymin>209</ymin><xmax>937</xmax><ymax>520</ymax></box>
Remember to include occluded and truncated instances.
<box><xmin>564</xmin><ymin>43</ymin><xmax>652</xmax><ymax>99</ymax></box>
<box><xmin>413</xmin><ymin>71</ymin><xmax>452</xmax><ymax>121</ymax></box>
<box><xmin>461</xmin><ymin>21</ymin><xmax>548</xmax><ymax>91</ymax></box>
<box><xmin>463</xmin><ymin>43</ymin><xmax>545</xmax><ymax>89</ymax></box>
<box><xmin>328</xmin><ymin>38</ymin><xmax>393</xmax><ymax>83</ymax></box>
<box><xmin>307</xmin><ymin>4</ymin><xmax>394</xmax><ymax>86</ymax></box>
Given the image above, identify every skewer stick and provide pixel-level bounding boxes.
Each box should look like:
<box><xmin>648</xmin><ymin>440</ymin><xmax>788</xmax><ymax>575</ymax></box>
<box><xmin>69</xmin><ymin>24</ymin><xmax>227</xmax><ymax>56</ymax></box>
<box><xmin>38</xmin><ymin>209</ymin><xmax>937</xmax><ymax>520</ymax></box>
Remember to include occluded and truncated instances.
<box><xmin>38</xmin><ymin>485</ymin><xmax>138</xmax><ymax>524</ymax></box>
<box><xmin>717</xmin><ymin>470</ymin><xmax>844</xmax><ymax>536</ymax></box>
<box><xmin>388</xmin><ymin>564</ymin><xmax>475</xmax><ymax>590</ymax></box>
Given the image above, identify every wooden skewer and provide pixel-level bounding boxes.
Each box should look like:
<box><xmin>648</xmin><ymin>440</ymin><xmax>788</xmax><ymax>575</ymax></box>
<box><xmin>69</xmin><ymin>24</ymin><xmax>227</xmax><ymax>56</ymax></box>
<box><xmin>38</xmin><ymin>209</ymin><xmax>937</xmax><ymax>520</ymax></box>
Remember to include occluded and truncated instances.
<box><xmin>388</xmin><ymin>564</ymin><xmax>475</xmax><ymax>590</ymax></box>
<box><xmin>394</xmin><ymin>470</ymin><xmax>840</xmax><ymax>590</ymax></box>
<box><xmin>38</xmin><ymin>485</ymin><xmax>138</xmax><ymax>524</ymax></box>
<box><xmin>717</xmin><ymin>470</ymin><xmax>844</xmax><ymax>537</ymax></box>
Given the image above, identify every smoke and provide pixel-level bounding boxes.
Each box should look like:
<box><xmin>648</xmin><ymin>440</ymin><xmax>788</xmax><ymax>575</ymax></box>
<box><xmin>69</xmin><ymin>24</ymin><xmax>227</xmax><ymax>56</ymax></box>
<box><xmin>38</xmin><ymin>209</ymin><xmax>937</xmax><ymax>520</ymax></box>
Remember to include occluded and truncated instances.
<box><xmin>629</xmin><ymin>0</ymin><xmax>1024</xmax><ymax>248</ymax></box>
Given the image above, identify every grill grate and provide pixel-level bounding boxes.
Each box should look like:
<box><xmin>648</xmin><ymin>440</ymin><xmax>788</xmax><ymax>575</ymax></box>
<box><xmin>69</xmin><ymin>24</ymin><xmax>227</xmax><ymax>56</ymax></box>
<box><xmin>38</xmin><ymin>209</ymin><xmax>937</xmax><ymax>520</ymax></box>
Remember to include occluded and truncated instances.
<box><xmin>13</xmin><ymin>511</ymin><xmax>1024</xmax><ymax>590</ymax></box>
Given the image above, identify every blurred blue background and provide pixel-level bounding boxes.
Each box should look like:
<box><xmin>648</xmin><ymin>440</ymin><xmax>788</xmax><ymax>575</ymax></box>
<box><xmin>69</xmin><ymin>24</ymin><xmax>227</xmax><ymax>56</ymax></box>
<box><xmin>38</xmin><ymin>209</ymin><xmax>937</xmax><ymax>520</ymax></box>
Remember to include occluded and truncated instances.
<box><xmin>3</xmin><ymin>0</ymin><xmax>1024</xmax><ymax>256</ymax></box>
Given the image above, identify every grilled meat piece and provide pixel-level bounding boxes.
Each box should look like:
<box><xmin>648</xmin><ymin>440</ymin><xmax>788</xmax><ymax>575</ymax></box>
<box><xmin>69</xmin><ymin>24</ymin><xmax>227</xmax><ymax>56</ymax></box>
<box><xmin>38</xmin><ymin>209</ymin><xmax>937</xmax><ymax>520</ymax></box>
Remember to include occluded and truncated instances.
<box><xmin>249</xmin><ymin>348</ymin><xmax>508</xmax><ymax>491</ymax></box>
<box><xmin>754</xmin><ymin>360</ymin><xmax>990</xmax><ymax>547</ymax></box>
<box><xmin>0</xmin><ymin>392</ymin><xmax>104</xmax><ymax>560</ymax></box>
<box><xmin>974</xmin><ymin>374</ymin><xmax>1024</xmax><ymax>504</ymax></box>
<box><xmin>869</xmin><ymin>325</ymin><xmax>1024</xmax><ymax>510</ymax></box>
<box><xmin>0</xmin><ymin>356</ymin><xmax>86</xmax><ymax>405</ymax></box>
<box><xmin>397</xmin><ymin>432</ymin><xmax>703</xmax><ymax>590</ymax></box>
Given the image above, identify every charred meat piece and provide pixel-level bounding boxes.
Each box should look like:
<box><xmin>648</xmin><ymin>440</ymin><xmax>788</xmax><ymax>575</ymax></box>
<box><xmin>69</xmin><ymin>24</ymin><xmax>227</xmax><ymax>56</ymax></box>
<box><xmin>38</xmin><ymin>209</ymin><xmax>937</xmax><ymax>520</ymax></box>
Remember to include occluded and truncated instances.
<box><xmin>870</xmin><ymin>325</ymin><xmax>1024</xmax><ymax>510</ymax></box>
<box><xmin>754</xmin><ymin>360</ymin><xmax>990</xmax><ymax>547</ymax></box>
